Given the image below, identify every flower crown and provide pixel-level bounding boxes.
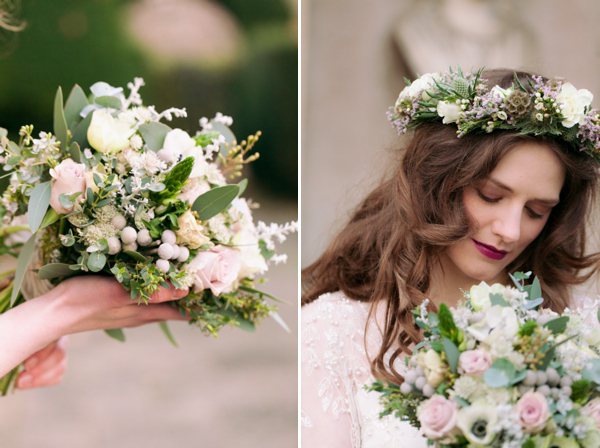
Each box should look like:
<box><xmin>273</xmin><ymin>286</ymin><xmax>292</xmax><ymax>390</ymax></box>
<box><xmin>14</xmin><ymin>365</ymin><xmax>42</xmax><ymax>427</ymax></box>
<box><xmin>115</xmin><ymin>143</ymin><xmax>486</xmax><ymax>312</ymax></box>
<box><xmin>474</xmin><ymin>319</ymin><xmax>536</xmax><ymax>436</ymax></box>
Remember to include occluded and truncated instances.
<box><xmin>388</xmin><ymin>67</ymin><xmax>600</xmax><ymax>163</ymax></box>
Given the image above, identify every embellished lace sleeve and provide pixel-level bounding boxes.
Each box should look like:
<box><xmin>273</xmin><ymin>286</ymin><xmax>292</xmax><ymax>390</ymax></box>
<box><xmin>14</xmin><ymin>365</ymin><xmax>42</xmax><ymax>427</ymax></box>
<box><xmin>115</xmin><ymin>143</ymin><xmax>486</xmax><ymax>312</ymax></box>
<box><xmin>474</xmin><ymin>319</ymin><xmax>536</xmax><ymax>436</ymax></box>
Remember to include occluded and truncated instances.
<box><xmin>301</xmin><ymin>292</ymin><xmax>373</xmax><ymax>448</ymax></box>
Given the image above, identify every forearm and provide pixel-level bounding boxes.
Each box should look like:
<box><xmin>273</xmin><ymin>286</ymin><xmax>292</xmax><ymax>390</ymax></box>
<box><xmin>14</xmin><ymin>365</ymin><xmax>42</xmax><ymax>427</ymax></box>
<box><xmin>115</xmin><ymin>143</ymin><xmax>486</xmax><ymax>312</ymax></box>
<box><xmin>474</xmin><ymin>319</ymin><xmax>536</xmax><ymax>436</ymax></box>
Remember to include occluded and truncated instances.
<box><xmin>0</xmin><ymin>290</ymin><xmax>66</xmax><ymax>377</ymax></box>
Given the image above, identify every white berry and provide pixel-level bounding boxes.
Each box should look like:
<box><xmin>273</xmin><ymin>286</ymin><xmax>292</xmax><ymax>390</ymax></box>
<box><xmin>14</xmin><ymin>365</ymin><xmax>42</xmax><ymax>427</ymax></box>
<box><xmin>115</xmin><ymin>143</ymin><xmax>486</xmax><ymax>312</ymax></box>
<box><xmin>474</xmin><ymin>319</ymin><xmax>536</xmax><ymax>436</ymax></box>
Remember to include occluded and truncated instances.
<box><xmin>161</xmin><ymin>229</ymin><xmax>177</xmax><ymax>245</ymax></box>
<box><xmin>123</xmin><ymin>241</ymin><xmax>138</xmax><ymax>252</ymax></box>
<box><xmin>400</xmin><ymin>383</ymin><xmax>412</xmax><ymax>394</ymax></box>
<box><xmin>415</xmin><ymin>376</ymin><xmax>427</xmax><ymax>390</ymax></box>
<box><xmin>137</xmin><ymin>229</ymin><xmax>152</xmax><ymax>246</ymax></box>
<box><xmin>107</xmin><ymin>236</ymin><xmax>121</xmax><ymax>255</ymax></box>
<box><xmin>121</xmin><ymin>226</ymin><xmax>137</xmax><ymax>244</ymax></box>
<box><xmin>156</xmin><ymin>259</ymin><xmax>170</xmax><ymax>272</ymax></box>
<box><xmin>158</xmin><ymin>243</ymin><xmax>174</xmax><ymax>260</ymax></box>
<box><xmin>422</xmin><ymin>384</ymin><xmax>434</xmax><ymax>397</ymax></box>
<box><xmin>170</xmin><ymin>244</ymin><xmax>181</xmax><ymax>260</ymax></box>
<box><xmin>112</xmin><ymin>214</ymin><xmax>127</xmax><ymax>230</ymax></box>
<box><xmin>178</xmin><ymin>246</ymin><xmax>190</xmax><ymax>262</ymax></box>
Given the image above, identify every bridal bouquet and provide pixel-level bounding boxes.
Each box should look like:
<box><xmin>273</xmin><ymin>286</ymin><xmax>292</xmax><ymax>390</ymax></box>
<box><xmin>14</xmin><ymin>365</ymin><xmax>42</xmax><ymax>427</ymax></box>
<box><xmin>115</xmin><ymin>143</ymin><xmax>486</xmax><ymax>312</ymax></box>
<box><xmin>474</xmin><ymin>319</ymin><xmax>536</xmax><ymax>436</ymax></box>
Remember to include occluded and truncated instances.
<box><xmin>0</xmin><ymin>79</ymin><xmax>296</xmax><ymax>392</ymax></box>
<box><xmin>369</xmin><ymin>273</ymin><xmax>600</xmax><ymax>448</ymax></box>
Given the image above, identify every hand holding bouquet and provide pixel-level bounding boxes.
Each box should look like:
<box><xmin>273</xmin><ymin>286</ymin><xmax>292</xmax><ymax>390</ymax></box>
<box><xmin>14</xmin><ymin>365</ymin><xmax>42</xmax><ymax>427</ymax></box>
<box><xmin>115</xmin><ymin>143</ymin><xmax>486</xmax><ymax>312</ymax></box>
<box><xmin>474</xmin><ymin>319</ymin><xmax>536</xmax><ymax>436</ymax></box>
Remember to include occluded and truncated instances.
<box><xmin>0</xmin><ymin>78</ymin><xmax>296</xmax><ymax>393</ymax></box>
<box><xmin>369</xmin><ymin>273</ymin><xmax>600</xmax><ymax>448</ymax></box>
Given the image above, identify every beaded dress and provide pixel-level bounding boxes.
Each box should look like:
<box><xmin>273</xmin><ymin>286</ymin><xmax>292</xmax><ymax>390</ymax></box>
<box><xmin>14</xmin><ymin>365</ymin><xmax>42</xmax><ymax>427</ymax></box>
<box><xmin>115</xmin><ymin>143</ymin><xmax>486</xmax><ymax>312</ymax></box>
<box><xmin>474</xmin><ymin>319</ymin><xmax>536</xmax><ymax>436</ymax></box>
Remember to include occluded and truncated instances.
<box><xmin>301</xmin><ymin>291</ymin><xmax>427</xmax><ymax>447</ymax></box>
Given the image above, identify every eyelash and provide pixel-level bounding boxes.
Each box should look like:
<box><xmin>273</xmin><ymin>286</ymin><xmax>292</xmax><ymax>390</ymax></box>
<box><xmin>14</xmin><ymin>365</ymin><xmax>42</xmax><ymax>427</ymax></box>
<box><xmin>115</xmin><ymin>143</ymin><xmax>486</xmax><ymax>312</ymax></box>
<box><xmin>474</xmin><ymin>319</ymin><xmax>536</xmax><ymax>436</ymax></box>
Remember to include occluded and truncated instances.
<box><xmin>476</xmin><ymin>191</ymin><xmax>545</xmax><ymax>220</ymax></box>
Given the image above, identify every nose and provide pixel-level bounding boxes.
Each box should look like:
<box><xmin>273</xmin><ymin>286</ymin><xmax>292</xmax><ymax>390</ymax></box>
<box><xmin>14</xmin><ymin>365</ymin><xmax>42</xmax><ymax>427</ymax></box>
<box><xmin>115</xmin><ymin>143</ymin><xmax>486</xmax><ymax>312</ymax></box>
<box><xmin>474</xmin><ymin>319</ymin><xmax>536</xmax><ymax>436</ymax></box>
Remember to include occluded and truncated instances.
<box><xmin>491</xmin><ymin>205</ymin><xmax>521</xmax><ymax>244</ymax></box>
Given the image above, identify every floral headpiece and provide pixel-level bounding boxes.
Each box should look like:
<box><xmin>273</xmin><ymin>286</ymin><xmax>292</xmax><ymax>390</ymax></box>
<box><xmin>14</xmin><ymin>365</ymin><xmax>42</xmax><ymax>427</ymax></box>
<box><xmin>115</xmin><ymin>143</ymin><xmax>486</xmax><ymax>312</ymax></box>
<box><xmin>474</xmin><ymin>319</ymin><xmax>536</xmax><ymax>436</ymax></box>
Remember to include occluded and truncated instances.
<box><xmin>388</xmin><ymin>67</ymin><xmax>600</xmax><ymax>163</ymax></box>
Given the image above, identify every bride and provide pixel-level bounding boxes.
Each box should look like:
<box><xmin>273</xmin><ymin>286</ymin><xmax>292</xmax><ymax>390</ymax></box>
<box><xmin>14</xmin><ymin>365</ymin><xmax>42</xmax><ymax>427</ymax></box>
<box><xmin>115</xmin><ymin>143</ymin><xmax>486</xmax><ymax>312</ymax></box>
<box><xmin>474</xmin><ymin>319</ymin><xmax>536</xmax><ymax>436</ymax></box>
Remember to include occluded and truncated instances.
<box><xmin>300</xmin><ymin>68</ymin><xmax>600</xmax><ymax>446</ymax></box>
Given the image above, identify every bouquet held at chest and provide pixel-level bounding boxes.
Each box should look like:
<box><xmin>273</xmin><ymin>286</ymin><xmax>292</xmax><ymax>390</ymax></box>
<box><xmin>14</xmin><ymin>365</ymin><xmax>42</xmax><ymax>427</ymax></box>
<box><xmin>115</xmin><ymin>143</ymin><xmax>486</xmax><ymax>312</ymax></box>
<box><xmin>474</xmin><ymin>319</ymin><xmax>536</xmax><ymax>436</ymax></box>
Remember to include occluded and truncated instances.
<box><xmin>0</xmin><ymin>79</ymin><xmax>296</xmax><ymax>393</ymax></box>
<box><xmin>369</xmin><ymin>273</ymin><xmax>600</xmax><ymax>448</ymax></box>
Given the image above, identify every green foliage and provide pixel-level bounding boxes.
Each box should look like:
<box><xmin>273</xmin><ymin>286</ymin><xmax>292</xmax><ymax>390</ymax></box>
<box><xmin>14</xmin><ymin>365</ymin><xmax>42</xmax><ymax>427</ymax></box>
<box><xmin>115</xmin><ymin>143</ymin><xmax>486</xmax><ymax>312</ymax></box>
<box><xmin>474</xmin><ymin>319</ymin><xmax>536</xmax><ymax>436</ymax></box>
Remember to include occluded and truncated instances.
<box><xmin>365</xmin><ymin>379</ymin><xmax>421</xmax><ymax>427</ymax></box>
<box><xmin>519</xmin><ymin>320</ymin><xmax>538</xmax><ymax>337</ymax></box>
<box><xmin>11</xmin><ymin>233</ymin><xmax>36</xmax><ymax>306</ymax></box>
<box><xmin>571</xmin><ymin>379</ymin><xmax>591</xmax><ymax>404</ymax></box>
<box><xmin>158</xmin><ymin>156</ymin><xmax>194</xmax><ymax>200</ymax></box>
<box><xmin>138</xmin><ymin>122</ymin><xmax>171</xmax><ymax>152</ymax></box>
<box><xmin>442</xmin><ymin>337</ymin><xmax>459</xmax><ymax>373</ymax></box>
<box><xmin>544</xmin><ymin>316</ymin><xmax>569</xmax><ymax>334</ymax></box>
<box><xmin>104</xmin><ymin>329</ymin><xmax>125</xmax><ymax>342</ymax></box>
<box><xmin>483</xmin><ymin>358</ymin><xmax>516</xmax><ymax>388</ymax></box>
<box><xmin>192</xmin><ymin>185</ymin><xmax>240</xmax><ymax>221</ymax></box>
<box><xmin>437</xmin><ymin>303</ymin><xmax>459</xmax><ymax>344</ymax></box>
<box><xmin>28</xmin><ymin>181</ymin><xmax>52</xmax><ymax>233</ymax></box>
<box><xmin>53</xmin><ymin>86</ymin><xmax>68</xmax><ymax>152</ymax></box>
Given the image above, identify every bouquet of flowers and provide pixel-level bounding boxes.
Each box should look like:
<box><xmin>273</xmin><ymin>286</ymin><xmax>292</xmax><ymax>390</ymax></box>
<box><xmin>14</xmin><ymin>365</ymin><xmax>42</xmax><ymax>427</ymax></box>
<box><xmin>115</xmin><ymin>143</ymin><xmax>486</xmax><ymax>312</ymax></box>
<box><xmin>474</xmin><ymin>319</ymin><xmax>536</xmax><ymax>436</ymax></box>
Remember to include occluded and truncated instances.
<box><xmin>369</xmin><ymin>273</ymin><xmax>600</xmax><ymax>448</ymax></box>
<box><xmin>0</xmin><ymin>79</ymin><xmax>296</xmax><ymax>393</ymax></box>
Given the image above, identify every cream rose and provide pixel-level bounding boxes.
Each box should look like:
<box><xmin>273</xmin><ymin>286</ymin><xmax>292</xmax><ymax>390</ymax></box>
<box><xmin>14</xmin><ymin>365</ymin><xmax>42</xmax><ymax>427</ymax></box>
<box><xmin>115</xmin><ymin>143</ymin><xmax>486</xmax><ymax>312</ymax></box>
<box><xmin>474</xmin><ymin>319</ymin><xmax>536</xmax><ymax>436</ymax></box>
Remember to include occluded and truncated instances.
<box><xmin>513</xmin><ymin>391</ymin><xmax>550</xmax><ymax>433</ymax></box>
<box><xmin>49</xmin><ymin>158</ymin><xmax>87</xmax><ymax>214</ymax></box>
<box><xmin>175</xmin><ymin>211</ymin><xmax>211</xmax><ymax>249</ymax></box>
<box><xmin>459</xmin><ymin>349</ymin><xmax>493</xmax><ymax>376</ymax></box>
<box><xmin>418</xmin><ymin>349</ymin><xmax>447</xmax><ymax>387</ymax></box>
<box><xmin>418</xmin><ymin>394</ymin><xmax>458</xmax><ymax>440</ymax></box>
<box><xmin>87</xmin><ymin>109</ymin><xmax>135</xmax><ymax>153</ymax></box>
<box><xmin>437</xmin><ymin>101</ymin><xmax>461</xmax><ymax>124</ymax></box>
<box><xmin>556</xmin><ymin>82</ymin><xmax>593</xmax><ymax>128</ymax></box>
<box><xmin>187</xmin><ymin>246</ymin><xmax>241</xmax><ymax>296</ymax></box>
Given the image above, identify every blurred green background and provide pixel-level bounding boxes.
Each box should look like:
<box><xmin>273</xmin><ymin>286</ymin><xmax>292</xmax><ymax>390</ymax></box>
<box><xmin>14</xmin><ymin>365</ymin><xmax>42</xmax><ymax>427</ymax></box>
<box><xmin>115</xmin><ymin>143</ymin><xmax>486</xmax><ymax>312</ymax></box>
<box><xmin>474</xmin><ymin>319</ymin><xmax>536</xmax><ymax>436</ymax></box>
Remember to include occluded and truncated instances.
<box><xmin>0</xmin><ymin>0</ymin><xmax>298</xmax><ymax>197</ymax></box>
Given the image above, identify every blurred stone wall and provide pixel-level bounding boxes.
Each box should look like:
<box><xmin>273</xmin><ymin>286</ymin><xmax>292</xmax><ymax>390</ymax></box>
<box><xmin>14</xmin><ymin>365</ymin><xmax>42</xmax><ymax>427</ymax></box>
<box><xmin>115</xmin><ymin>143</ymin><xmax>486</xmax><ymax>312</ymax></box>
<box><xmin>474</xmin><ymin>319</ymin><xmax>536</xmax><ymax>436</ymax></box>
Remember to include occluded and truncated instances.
<box><xmin>302</xmin><ymin>0</ymin><xmax>600</xmax><ymax>286</ymax></box>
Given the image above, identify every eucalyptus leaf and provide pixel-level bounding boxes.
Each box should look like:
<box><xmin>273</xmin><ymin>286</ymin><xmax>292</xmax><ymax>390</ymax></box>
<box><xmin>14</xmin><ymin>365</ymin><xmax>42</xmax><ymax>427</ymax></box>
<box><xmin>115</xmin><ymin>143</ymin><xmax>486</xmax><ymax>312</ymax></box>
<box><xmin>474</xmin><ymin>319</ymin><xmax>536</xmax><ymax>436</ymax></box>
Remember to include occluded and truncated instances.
<box><xmin>28</xmin><ymin>181</ymin><xmax>52</xmax><ymax>233</ymax></box>
<box><xmin>211</xmin><ymin>121</ymin><xmax>236</xmax><ymax>154</ymax></box>
<box><xmin>7</xmin><ymin>141</ymin><xmax>20</xmax><ymax>155</ymax></box>
<box><xmin>94</xmin><ymin>95</ymin><xmax>122</xmax><ymax>109</ymax></box>
<box><xmin>510</xmin><ymin>370</ymin><xmax>528</xmax><ymax>385</ymax></box>
<box><xmin>237</xmin><ymin>178</ymin><xmax>248</xmax><ymax>197</ymax></box>
<box><xmin>490</xmin><ymin>293</ymin><xmax>509</xmax><ymax>307</ymax></box>
<box><xmin>238</xmin><ymin>285</ymin><xmax>287</xmax><ymax>303</ymax></box>
<box><xmin>218</xmin><ymin>308</ymin><xmax>256</xmax><ymax>332</ymax></box>
<box><xmin>11</xmin><ymin>233</ymin><xmax>36</xmax><ymax>306</ymax></box>
<box><xmin>123</xmin><ymin>250</ymin><xmax>147</xmax><ymax>262</ymax></box>
<box><xmin>64</xmin><ymin>84</ymin><xmax>89</xmax><ymax>131</ymax></box>
<box><xmin>104</xmin><ymin>328</ymin><xmax>125</xmax><ymax>342</ymax></box>
<box><xmin>71</xmin><ymin>110</ymin><xmax>93</xmax><ymax>149</ymax></box>
<box><xmin>544</xmin><ymin>316</ymin><xmax>569</xmax><ymax>334</ymax></box>
<box><xmin>69</xmin><ymin>142</ymin><xmax>82</xmax><ymax>163</ymax></box>
<box><xmin>509</xmin><ymin>273</ymin><xmax>524</xmax><ymax>291</ymax></box>
<box><xmin>442</xmin><ymin>337</ymin><xmax>459</xmax><ymax>373</ymax></box>
<box><xmin>454</xmin><ymin>396</ymin><xmax>470</xmax><ymax>408</ymax></box>
<box><xmin>522</xmin><ymin>297</ymin><xmax>544</xmax><ymax>310</ymax></box>
<box><xmin>192</xmin><ymin>185</ymin><xmax>240</xmax><ymax>221</ymax></box>
<box><xmin>159</xmin><ymin>322</ymin><xmax>178</xmax><ymax>347</ymax></box>
<box><xmin>87</xmin><ymin>252</ymin><xmax>106</xmax><ymax>272</ymax></box>
<box><xmin>138</xmin><ymin>122</ymin><xmax>171</xmax><ymax>152</ymax></box>
<box><xmin>483</xmin><ymin>358</ymin><xmax>516</xmax><ymax>388</ymax></box>
<box><xmin>53</xmin><ymin>86</ymin><xmax>68</xmax><ymax>152</ymax></box>
<box><xmin>529</xmin><ymin>277</ymin><xmax>542</xmax><ymax>300</ymax></box>
<box><xmin>0</xmin><ymin>127</ymin><xmax>6</xmax><ymax>138</ymax></box>
<box><xmin>38</xmin><ymin>263</ymin><xmax>76</xmax><ymax>280</ymax></box>
<box><xmin>583</xmin><ymin>359</ymin><xmax>600</xmax><ymax>384</ymax></box>
<box><xmin>58</xmin><ymin>193</ymin><xmax>73</xmax><ymax>208</ymax></box>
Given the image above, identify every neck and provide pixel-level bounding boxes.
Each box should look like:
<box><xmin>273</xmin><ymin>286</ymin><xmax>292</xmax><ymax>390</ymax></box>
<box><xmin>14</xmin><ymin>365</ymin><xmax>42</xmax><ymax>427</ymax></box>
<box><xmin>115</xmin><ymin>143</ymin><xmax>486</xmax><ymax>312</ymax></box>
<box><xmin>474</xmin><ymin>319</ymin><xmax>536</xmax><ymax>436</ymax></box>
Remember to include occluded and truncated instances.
<box><xmin>427</xmin><ymin>254</ymin><xmax>508</xmax><ymax>309</ymax></box>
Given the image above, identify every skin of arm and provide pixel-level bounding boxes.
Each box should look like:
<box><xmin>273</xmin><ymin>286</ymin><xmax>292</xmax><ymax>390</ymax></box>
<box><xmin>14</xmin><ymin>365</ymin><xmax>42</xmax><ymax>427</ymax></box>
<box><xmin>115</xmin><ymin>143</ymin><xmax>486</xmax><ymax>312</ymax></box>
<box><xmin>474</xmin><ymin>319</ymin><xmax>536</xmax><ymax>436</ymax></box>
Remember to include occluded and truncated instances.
<box><xmin>0</xmin><ymin>275</ymin><xmax>188</xmax><ymax>379</ymax></box>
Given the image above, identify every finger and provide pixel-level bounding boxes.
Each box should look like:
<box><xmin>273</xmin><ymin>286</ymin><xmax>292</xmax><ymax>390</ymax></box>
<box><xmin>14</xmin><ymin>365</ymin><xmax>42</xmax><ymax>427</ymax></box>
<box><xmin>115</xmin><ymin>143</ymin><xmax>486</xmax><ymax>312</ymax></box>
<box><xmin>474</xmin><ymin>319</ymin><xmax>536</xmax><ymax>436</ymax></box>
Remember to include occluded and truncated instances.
<box><xmin>124</xmin><ymin>303</ymin><xmax>190</xmax><ymax>327</ymax></box>
<box><xmin>23</xmin><ymin>336</ymin><xmax>69</xmax><ymax>371</ymax></box>
<box><xmin>22</xmin><ymin>337</ymin><xmax>68</xmax><ymax>381</ymax></box>
<box><xmin>17</xmin><ymin>357</ymin><xmax>67</xmax><ymax>389</ymax></box>
<box><xmin>148</xmin><ymin>282</ymin><xmax>189</xmax><ymax>303</ymax></box>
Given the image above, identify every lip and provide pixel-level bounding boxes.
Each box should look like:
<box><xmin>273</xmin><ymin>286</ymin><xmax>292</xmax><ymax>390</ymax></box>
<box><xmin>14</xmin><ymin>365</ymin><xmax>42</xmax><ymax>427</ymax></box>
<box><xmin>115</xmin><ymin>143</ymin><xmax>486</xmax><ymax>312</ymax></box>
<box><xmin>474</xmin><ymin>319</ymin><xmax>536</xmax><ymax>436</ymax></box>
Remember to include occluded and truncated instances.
<box><xmin>472</xmin><ymin>239</ymin><xmax>508</xmax><ymax>261</ymax></box>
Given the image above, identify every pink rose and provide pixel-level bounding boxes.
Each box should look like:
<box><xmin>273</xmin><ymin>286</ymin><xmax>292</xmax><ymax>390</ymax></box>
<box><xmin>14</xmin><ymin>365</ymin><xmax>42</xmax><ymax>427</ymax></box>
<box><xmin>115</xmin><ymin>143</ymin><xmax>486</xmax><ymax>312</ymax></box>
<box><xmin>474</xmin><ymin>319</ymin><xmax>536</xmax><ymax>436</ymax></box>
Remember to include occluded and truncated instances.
<box><xmin>177</xmin><ymin>178</ymin><xmax>210</xmax><ymax>205</ymax></box>
<box><xmin>418</xmin><ymin>394</ymin><xmax>458</xmax><ymax>439</ymax></box>
<box><xmin>459</xmin><ymin>349</ymin><xmax>493</xmax><ymax>376</ymax></box>
<box><xmin>187</xmin><ymin>246</ymin><xmax>241</xmax><ymax>296</ymax></box>
<box><xmin>49</xmin><ymin>158</ymin><xmax>87</xmax><ymax>214</ymax></box>
<box><xmin>584</xmin><ymin>398</ymin><xmax>600</xmax><ymax>429</ymax></box>
<box><xmin>513</xmin><ymin>391</ymin><xmax>549</xmax><ymax>433</ymax></box>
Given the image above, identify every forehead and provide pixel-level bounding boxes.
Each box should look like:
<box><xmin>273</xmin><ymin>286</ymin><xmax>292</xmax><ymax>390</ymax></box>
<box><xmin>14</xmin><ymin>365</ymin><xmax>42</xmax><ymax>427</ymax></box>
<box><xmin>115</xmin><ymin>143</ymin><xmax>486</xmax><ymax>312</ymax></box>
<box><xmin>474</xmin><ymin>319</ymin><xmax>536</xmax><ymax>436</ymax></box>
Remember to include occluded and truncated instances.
<box><xmin>488</xmin><ymin>142</ymin><xmax>565</xmax><ymax>198</ymax></box>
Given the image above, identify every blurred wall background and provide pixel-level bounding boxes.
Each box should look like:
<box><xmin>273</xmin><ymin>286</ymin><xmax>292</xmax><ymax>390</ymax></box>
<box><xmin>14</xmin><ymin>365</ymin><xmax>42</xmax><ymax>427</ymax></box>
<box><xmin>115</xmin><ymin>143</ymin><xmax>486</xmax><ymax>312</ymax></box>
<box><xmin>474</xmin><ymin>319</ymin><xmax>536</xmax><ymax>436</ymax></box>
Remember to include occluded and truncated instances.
<box><xmin>302</xmin><ymin>0</ymin><xmax>600</xmax><ymax>290</ymax></box>
<box><xmin>0</xmin><ymin>1</ymin><xmax>298</xmax><ymax>447</ymax></box>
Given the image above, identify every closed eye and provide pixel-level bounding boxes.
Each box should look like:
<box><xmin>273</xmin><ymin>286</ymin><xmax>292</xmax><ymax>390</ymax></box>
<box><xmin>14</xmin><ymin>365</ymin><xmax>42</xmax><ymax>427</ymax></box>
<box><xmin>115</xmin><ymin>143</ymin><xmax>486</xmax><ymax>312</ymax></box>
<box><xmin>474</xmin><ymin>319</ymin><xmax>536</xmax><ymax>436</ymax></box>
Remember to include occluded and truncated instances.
<box><xmin>476</xmin><ymin>190</ymin><xmax>500</xmax><ymax>203</ymax></box>
<box><xmin>526</xmin><ymin>208</ymin><xmax>545</xmax><ymax>220</ymax></box>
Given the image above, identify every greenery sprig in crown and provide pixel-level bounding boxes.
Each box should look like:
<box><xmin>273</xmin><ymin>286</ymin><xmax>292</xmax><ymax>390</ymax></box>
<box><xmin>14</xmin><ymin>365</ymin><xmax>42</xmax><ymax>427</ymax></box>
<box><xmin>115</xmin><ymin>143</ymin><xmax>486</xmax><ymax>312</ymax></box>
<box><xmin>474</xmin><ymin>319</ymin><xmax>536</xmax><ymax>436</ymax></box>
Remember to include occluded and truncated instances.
<box><xmin>388</xmin><ymin>66</ymin><xmax>600</xmax><ymax>163</ymax></box>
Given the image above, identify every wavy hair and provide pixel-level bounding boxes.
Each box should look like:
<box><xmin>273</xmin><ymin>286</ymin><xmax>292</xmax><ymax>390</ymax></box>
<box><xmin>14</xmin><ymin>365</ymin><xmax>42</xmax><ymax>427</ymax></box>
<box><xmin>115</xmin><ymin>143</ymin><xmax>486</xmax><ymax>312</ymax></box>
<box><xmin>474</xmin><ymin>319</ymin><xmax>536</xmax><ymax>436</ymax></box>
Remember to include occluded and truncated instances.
<box><xmin>302</xmin><ymin>69</ymin><xmax>600</xmax><ymax>383</ymax></box>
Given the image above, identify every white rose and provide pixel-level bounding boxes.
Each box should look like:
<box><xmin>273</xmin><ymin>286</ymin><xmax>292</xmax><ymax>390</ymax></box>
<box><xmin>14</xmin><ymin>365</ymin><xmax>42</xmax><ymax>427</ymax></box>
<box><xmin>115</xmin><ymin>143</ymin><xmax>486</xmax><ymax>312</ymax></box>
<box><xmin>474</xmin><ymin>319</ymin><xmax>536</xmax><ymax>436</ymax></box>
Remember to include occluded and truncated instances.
<box><xmin>469</xmin><ymin>281</ymin><xmax>504</xmax><ymax>312</ymax></box>
<box><xmin>175</xmin><ymin>211</ymin><xmax>211</xmax><ymax>249</ymax></box>
<box><xmin>232</xmin><ymin>228</ymin><xmax>268</xmax><ymax>279</ymax></box>
<box><xmin>87</xmin><ymin>109</ymin><xmax>135</xmax><ymax>153</ymax></box>
<box><xmin>437</xmin><ymin>101</ymin><xmax>461</xmax><ymax>124</ymax></box>
<box><xmin>49</xmin><ymin>158</ymin><xmax>87</xmax><ymax>214</ymax></box>
<box><xmin>491</xmin><ymin>85</ymin><xmax>511</xmax><ymax>99</ymax></box>
<box><xmin>397</xmin><ymin>72</ymin><xmax>439</xmax><ymax>104</ymax></box>
<box><xmin>467</xmin><ymin>305</ymin><xmax>519</xmax><ymax>343</ymax></box>
<box><xmin>556</xmin><ymin>82</ymin><xmax>593</xmax><ymax>128</ymax></box>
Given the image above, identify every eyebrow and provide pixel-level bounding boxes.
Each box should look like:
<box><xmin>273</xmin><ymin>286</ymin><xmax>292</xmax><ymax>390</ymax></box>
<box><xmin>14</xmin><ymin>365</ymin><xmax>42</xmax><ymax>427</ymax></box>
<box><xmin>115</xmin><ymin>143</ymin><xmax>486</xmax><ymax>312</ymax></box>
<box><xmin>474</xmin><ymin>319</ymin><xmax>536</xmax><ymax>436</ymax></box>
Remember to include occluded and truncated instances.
<box><xmin>487</xmin><ymin>177</ymin><xmax>560</xmax><ymax>206</ymax></box>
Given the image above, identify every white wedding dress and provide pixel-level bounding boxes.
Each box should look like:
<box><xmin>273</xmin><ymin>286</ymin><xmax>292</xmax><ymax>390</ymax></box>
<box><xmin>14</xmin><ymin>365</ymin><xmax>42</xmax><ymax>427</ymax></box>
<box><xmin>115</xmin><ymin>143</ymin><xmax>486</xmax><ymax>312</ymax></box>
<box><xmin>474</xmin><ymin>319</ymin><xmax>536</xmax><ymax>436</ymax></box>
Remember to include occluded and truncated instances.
<box><xmin>301</xmin><ymin>291</ymin><xmax>427</xmax><ymax>447</ymax></box>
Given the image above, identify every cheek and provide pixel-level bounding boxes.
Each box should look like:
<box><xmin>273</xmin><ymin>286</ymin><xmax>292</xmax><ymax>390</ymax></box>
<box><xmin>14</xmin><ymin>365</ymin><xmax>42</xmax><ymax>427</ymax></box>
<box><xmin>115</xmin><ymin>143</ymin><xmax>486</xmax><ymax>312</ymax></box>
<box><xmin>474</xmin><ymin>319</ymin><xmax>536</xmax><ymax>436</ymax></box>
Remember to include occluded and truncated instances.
<box><xmin>520</xmin><ymin>219</ymin><xmax>549</xmax><ymax>247</ymax></box>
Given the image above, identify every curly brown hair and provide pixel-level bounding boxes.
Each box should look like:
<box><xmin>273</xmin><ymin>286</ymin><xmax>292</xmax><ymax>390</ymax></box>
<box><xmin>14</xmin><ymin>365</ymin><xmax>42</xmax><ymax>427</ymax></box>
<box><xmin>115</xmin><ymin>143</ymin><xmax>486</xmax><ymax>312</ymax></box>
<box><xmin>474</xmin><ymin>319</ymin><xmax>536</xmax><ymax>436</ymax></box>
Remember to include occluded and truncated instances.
<box><xmin>301</xmin><ymin>69</ymin><xmax>600</xmax><ymax>383</ymax></box>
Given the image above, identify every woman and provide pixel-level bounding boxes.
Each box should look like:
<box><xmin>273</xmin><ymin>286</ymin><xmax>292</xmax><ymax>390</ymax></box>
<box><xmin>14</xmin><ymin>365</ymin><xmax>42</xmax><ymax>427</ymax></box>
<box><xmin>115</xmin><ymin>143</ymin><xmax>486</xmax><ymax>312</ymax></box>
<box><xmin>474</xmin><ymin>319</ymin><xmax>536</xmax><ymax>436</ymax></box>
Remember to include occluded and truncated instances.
<box><xmin>301</xmin><ymin>69</ymin><xmax>600</xmax><ymax>446</ymax></box>
<box><xmin>1</xmin><ymin>277</ymin><xmax>188</xmax><ymax>389</ymax></box>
